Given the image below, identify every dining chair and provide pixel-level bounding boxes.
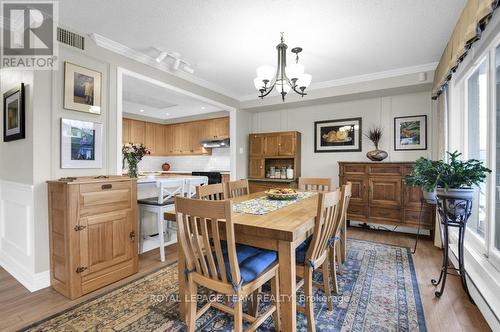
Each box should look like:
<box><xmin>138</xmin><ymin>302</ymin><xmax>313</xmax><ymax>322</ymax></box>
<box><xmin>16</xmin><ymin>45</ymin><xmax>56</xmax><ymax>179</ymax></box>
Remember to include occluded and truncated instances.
<box><xmin>175</xmin><ymin>197</ymin><xmax>281</xmax><ymax>332</ymax></box>
<box><xmin>196</xmin><ymin>182</ymin><xmax>227</xmax><ymax>200</ymax></box>
<box><xmin>298</xmin><ymin>177</ymin><xmax>332</xmax><ymax>191</ymax></box>
<box><xmin>185</xmin><ymin>176</ymin><xmax>209</xmax><ymax>198</ymax></box>
<box><xmin>137</xmin><ymin>178</ymin><xmax>186</xmax><ymax>262</ymax></box>
<box><xmin>227</xmin><ymin>179</ymin><xmax>249</xmax><ymax>198</ymax></box>
<box><xmin>295</xmin><ymin>190</ymin><xmax>341</xmax><ymax>332</ymax></box>
<box><xmin>328</xmin><ymin>182</ymin><xmax>352</xmax><ymax>293</ymax></box>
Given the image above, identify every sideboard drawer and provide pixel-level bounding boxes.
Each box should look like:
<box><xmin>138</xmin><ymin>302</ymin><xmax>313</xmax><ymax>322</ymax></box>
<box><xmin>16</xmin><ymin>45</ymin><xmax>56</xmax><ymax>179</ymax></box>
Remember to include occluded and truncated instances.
<box><xmin>79</xmin><ymin>181</ymin><xmax>132</xmax><ymax>215</ymax></box>
<box><xmin>368</xmin><ymin>164</ymin><xmax>402</xmax><ymax>176</ymax></box>
<box><xmin>342</xmin><ymin>164</ymin><xmax>367</xmax><ymax>175</ymax></box>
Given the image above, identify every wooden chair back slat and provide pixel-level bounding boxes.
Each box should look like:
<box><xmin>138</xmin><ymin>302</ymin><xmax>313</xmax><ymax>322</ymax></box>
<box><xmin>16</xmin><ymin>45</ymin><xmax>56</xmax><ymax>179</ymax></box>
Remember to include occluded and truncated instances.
<box><xmin>227</xmin><ymin>179</ymin><xmax>249</xmax><ymax>198</ymax></box>
<box><xmin>175</xmin><ymin>197</ymin><xmax>239</xmax><ymax>284</ymax></box>
<box><xmin>333</xmin><ymin>182</ymin><xmax>352</xmax><ymax>238</ymax></box>
<box><xmin>307</xmin><ymin>190</ymin><xmax>341</xmax><ymax>265</ymax></box>
<box><xmin>298</xmin><ymin>177</ymin><xmax>332</xmax><ymax>192</ymax></box>
<box><xmin>197</xmin><ymin>183</ymin><xmax>227</xmax><ymax>200</ymax></box>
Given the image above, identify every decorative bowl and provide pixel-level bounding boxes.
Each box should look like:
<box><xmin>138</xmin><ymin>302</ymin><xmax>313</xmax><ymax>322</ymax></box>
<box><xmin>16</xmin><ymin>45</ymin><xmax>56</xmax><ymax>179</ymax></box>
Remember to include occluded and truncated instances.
<box><xmin>265</xmin><ymin>188</ymin><xmax>299</xmax><ymax>200</ymax></box>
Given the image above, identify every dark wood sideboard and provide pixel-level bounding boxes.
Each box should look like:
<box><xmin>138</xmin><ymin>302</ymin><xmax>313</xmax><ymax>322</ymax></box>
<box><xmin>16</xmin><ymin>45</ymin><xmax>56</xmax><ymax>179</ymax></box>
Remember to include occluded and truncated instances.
<box><xmin>339</xmin><ymin>161</ymin><xmax>435</xmax><ymax>231</ymax></box>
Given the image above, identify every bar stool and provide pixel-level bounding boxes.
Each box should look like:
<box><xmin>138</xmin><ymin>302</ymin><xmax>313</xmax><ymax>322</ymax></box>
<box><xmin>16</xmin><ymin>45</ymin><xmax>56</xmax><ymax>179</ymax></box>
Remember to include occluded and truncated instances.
<box><xmin>137</xmin><ymin>178</ymin><xmax>185</xmax><ymax>262</ymax></box>
<box><xmin>185</xmin><ymin>176</ymin><xmax>209</xmax><ymax>198</ymax></box>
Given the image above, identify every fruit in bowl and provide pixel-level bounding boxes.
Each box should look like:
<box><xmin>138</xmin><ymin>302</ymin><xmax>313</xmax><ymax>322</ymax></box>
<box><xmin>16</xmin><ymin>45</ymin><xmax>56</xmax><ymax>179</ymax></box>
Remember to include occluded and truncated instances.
<box><xmin>265</xmin><ymin>188</ymin><xmax>299</xmax><ymax>200</ymax></box>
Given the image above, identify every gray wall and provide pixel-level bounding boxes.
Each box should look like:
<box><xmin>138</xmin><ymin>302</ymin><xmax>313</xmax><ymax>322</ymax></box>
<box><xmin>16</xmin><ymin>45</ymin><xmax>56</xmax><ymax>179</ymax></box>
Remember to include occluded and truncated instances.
<box><xmin>249</xmin><ymin>91</ymin><xmax>432</xmax><ymax>186</ymax></box>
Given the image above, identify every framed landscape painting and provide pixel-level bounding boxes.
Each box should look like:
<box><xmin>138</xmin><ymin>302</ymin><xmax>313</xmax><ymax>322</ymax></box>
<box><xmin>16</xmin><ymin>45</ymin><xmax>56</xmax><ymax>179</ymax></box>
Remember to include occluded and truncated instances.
<box><xmin>3</xmin><ymin>83</ymin><xmax>25</xmax><ymax>142</ymax></box>
<box><xmin>314</xmin><ymin>117</ymin><xmax>362</xmax><ymax>152</ymax></box>
<box><xmin>61</xmin><ymin>118</ymin><xmax>103</xmax><ymax>168</ymax></box>
<box><xmin>394</xmin><ymin>115</ymin><xmax>427</xmax><ymax>150</ymax></box>
<box><xmin>64</xmin><ymin>62</ymin><xmax>102</xmax><ymax>114</ymax></box>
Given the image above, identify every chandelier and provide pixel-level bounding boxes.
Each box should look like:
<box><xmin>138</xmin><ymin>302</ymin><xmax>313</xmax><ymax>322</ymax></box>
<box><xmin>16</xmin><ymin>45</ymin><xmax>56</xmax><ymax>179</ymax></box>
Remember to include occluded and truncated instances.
<box><xmin>254</xmin><ymin>32</ymin><xmax>312</xmax><ymax>101</ymax></box>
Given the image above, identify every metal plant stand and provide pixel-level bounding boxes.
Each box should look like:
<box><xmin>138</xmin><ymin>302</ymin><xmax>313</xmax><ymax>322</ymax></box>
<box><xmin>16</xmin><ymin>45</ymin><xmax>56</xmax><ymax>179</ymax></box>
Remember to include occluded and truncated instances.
<box><xmin>431</xmin><ymin>193</ymin><xmax>473</xmax><ymax>302</ymax></box>
<box><xmin>412</xmin><ymin>197</ymin><xmax>437</xmax><ymax>254</ymax></box>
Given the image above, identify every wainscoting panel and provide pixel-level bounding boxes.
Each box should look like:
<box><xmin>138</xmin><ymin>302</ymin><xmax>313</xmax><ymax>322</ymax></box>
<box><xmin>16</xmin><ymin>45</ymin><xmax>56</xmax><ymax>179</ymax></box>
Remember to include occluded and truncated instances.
<box><xmin>0</xmin><ymin>180</ymin><xmax>49</xmax><ymax>291</ymax></box>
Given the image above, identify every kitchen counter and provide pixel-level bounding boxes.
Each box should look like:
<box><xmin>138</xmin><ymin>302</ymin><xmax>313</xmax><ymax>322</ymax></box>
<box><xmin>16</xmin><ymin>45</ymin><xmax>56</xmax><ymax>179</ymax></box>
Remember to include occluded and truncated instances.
<box><xmin>248</xmin><ymin>178</ymin><xmax>297</xmax><ymax>183</ymax></box>
<box><xmin>137</xmin><ymin>174</ymin><xmax>208</xmax><ymax>184</ymax></box>
<box><xmin>141</xmin><ymin>170</ymin><xmax>231</xmax><ymax>175</ymax></box>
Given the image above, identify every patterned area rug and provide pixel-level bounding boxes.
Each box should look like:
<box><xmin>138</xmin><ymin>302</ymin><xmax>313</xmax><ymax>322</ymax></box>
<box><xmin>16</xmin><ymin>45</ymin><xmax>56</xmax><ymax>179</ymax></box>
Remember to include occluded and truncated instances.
<box><xmin>20</xmin><ymin>239</ymin><xmax>426</xmax><ymax>331</ymax></box>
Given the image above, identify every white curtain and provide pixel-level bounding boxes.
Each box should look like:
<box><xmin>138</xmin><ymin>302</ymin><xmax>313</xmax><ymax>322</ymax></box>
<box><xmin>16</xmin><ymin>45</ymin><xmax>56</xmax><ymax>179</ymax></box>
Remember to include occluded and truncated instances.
<box><xmin>432</xmin><ymin>85</ymin><xmax>449</xmax><ymax>247</ymax></box>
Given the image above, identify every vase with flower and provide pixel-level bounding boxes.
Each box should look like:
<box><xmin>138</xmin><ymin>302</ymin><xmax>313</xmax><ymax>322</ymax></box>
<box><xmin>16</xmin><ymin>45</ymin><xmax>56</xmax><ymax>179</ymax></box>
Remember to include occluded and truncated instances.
<box><xmin>122</xmin><ymin>143</ymin><xmax>150</xmax><ymax>178</ymax></box>
<box><xmin>364</xmin><ymin>126</ymin><xmax>388</xmax><ymax>161</ymax></box>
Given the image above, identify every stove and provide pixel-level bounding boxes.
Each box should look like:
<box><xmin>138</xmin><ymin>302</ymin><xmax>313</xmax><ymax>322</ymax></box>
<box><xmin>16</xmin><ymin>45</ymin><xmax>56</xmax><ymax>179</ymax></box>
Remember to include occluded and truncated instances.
<box><xmin>191</xmin><ymin>171</ymin><xmax>222</xmax><ymax>184</ymax></box>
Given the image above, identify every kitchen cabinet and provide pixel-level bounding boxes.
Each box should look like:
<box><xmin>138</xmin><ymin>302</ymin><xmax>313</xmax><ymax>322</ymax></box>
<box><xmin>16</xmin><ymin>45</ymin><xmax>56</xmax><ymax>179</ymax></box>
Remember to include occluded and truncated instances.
<box><xmin>338</xmin><ymin>162</ymin><xmax>435</xmax><ymax>230</ymax></box>
<box><xmin>210</xmin><ymin>117</ymin><xmax>229</xmax><ymax>138</ymax></box>
<box><xmin>129</xmin><ymin>120</ymin><xmax>145</xmax><ymax>145</ymax></box>
<box><xmin>47</xmin><ymin>176</ymin><xmax>138</xmax><ymax>299</ymax></box>
<box><xmin>122</xmin><ymin>118</ymin><xmax>131</xmax><ymax>144</ymax></box>
<box><xmin>122</xmin><ymin>116</ymin><xmax>228</xmax><ymax>156</ymax></box>
<box><xmin>249</xmin><ymin>157</ymin><xmax>265</xmax><ymax>178</ymax></box>
<box><xmin>249</xmin><ymin>134</ymin><xmax>264</xmax><ymax>156</ymax></box>
<box><xmin>248</xmin><ymin>131</ymin><xmax>302</xmax><ymax>184</ymax></box>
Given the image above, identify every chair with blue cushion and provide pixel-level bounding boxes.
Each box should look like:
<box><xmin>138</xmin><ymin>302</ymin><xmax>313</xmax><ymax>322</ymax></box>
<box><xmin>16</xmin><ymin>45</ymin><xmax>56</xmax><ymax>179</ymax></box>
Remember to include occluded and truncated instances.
<box><xmin>329</xmin><ymin>182</ymin><xmax>352</xmax><ymax>292</ymax></box>
<box><xmin>175</xmin><ymin>197</ymin><xmax>281</xmax><ymax>332</ymax></box>
<box><xmin>295</xmin><ymin>190</ymin><xmax>341</xmax><ymax>332</ymax></box>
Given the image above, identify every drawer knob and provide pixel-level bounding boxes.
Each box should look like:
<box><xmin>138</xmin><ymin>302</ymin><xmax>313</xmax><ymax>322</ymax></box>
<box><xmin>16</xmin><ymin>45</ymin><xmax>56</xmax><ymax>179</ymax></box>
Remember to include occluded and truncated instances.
<box><xmin>101</xmin><ymin>184</ymin><xmax>113</xmax><ymax>190</ymax></box>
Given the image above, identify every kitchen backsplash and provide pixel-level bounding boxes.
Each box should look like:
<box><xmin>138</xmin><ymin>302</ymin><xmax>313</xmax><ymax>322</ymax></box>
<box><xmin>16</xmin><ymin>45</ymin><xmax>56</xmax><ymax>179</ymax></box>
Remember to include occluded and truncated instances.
<box><xmin>138</xmin><ymin>148</ymin><xmax>230</xmax><ymax>172</ymax></box>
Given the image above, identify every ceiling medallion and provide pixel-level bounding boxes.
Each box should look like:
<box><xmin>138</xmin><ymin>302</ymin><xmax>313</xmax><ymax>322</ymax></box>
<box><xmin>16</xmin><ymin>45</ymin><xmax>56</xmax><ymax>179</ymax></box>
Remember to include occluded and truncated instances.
<box><xmin>254</xmin><ymin>32</ymin><xmax>312</xmax><ymax>102</ymax></box>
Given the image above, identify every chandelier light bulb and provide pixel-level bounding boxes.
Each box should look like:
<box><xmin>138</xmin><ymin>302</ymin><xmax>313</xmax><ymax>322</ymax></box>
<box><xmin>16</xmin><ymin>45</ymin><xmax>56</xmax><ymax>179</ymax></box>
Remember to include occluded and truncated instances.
<box><xmin>254</xmin><ymin>77</ymin><xmax>265</xmax><ymax>90</ymax></box>
<box><xmin>285</xmin><ymin>63</ymin><xmax>304</xmax><ymax>80</ymax></box>
<box><xmin>256</xmin><ymin>66</ymin><xmax>275</xmax><ymax>81</ymax></box>
<box><xmin>297</xmin><ymin>73</ymin><xmax>312</xmax><ymax>88</ymax></box>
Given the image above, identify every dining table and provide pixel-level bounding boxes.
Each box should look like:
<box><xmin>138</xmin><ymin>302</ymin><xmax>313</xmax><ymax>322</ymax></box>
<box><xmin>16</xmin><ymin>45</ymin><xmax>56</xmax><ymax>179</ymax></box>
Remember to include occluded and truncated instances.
<box><xmin>164</xmin><ymin>191</ymin><xmax>321</xmax><ymax>332</ymax></box>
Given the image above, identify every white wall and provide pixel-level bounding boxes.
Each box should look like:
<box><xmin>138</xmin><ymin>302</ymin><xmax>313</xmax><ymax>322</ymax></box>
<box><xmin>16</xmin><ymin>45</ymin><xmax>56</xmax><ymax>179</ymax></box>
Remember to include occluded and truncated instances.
<box><xmin>249</xmin><ymin>91</ymin><xmax>433</xmax><ymax>186</ymax></box>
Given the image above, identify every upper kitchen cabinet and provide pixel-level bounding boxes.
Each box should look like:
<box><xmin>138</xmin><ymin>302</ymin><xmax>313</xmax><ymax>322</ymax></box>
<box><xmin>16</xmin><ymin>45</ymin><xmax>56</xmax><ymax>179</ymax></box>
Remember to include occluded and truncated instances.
<box><xmin>210</xmin><ymin>117</ymin><xmax>229</xmax><ymax>139</ymax></box>
<box><xmin>122</xmin><ymin>116</ymin><xmax>228</xmax><ymax>156</ymax></box>
<box><xmin>129</xmin><ymin>119</ymin><xmax>145</xmax><ymax>145</ymax></box>
<box><xmin>249</xmin><ymin>134</ymin><xmax>264</xmax><ymax>156</ymax></box>
<box><xmin>249</xmin><ymin>131</ymin><xmax>300</xmax><ymax>157</ymax></box>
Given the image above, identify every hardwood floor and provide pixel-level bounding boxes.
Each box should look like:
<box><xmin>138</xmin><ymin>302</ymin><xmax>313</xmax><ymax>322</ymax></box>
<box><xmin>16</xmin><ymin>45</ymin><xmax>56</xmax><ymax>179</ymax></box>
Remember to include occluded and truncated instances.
<box><xmin>0</xmin><ymin>228</ymin><xmax>491</xmax><ymax>332</ymax></box>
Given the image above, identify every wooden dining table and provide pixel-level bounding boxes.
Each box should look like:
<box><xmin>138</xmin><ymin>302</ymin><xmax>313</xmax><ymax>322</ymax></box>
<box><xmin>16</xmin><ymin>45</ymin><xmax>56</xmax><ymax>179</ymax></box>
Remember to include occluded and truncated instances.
<box><xmin>164</xmin><ymin>191</ymin><xmax>320</xmax><ymax>332</ymax></box>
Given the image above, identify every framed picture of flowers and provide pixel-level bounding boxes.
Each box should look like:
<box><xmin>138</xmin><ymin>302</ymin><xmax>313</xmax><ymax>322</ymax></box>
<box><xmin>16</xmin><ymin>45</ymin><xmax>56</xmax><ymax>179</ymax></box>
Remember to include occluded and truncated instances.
<box><xmin>394</xmin><ymin>115</ymin><xmax>427</xmax><ymax>151</ymax></box>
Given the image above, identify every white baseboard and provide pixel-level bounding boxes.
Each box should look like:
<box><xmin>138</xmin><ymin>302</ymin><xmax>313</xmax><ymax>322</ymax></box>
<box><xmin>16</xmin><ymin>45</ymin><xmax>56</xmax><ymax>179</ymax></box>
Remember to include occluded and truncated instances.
<box><xmin>0</xmin><ymin>249</ymin><xmax>50</xmax><ymax>292</ymax></box>
<box><xmin>349</xmin><ymin>220</ymin><xmax>431</xmax><ymax>236</ymax></box>
<box><xmin>448</xmin><ymin>244</ymin><xmax>500</xmax><ymax>331</ymax></box>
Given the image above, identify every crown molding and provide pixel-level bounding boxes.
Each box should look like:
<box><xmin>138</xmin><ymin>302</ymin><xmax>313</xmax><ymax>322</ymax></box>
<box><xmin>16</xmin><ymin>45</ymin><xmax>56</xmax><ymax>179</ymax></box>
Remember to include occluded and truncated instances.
<box><xmin>89</xmin><ymin>33</ymin><xmax>241</xmax><ymax>100</ymax></box>
<box><xmin>89</xmin><ymin>33</ymin><xmax>437</xmax><ymax>104</ymax></box>
<box><xmin>238</xmin><ymin>62</ymin><xmax>438</xmax><ymax>101</ymax></box>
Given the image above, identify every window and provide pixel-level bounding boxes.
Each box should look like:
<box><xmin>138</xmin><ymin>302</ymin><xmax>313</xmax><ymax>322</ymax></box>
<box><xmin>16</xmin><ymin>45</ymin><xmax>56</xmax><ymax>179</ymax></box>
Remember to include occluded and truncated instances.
<box><xmin>494</xmin><ymin>46</ymin><xmax>500</xmax><ymax>253</ymax></box>
<box><xmin>467</xmin><ymin>59</ymin><xmax>488</xmax><ymax>239</ymax></box>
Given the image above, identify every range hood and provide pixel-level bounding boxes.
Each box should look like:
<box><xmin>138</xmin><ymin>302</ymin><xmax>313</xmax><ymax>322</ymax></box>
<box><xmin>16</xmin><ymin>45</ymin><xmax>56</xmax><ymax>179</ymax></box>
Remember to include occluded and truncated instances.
<box><xmin>200</xmin><ymin>138</ymin><xmax>230</xmax><ymax>148</ymax></box>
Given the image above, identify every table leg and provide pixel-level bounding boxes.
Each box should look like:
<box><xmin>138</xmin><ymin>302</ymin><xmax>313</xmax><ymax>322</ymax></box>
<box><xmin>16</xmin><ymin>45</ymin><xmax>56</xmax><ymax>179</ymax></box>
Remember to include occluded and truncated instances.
<box><xmin>178</xmin><ymin>237</ymin><xmax>187</xmax><ymax>322</ymax></box>
<box><xmin>278</xmin><ymin>240</ymin><xmax>296</xmax><ymax>332</ymax></box>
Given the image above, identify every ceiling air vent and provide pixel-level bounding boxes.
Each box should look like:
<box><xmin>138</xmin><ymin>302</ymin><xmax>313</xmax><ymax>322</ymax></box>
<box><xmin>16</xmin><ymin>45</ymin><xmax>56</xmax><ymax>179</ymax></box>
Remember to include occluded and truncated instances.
<box><xmin>57</xmin><ymin>27</ymin><xmax>85</xmax><ymax>50</ymax></box>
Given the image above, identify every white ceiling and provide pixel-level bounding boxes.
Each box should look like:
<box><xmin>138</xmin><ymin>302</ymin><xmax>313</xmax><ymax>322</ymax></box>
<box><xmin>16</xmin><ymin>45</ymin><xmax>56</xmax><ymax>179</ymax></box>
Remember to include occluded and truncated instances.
<box><xmin>122</xmin><ymin>75</ymin><xmax>223</xmax><ymax>120</ymax></box>
<box><xmin>60</xmin><ymin>0</ymin><xmax>465</xmax><ymax>98</ymax></box>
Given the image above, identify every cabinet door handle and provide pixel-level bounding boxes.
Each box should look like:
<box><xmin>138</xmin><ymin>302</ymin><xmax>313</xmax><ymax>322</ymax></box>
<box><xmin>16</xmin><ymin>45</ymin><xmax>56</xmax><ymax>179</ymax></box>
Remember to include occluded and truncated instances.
<box><xmin>129</xmin><ymin>231</ymin><xmax>136</xmax><ymax>242</ymax></box>
<box><xmin>101</xmin><ymin>184</ymin><xmax>112</xmax><ymax>190</ymax></box>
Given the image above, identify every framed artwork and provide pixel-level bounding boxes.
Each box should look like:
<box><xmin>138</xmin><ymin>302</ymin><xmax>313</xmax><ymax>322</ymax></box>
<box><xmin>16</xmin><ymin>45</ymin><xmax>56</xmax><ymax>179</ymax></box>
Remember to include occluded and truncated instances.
<box><xmin>314</xmin><ymin>117</ymin><xmax>362</xmax><ymax>152</ymax></box>
<box><xmin>394</xmin><ymin>115</ymin><xmax>427</xmax><ymax>150</ymax></box>
<box><xmin>3</xmin><ymin>83</ymin><xmax>25</xmax><ymax>142</ymax></box>
<box><xmin>64</xmin><ymin>62</ymin><xmax>102</xmax><ymax>114</ymax></box>
<box><xmin>61</xmin><ymin>118</ymin><xmax>103</xmax><ymax>168</ymax></box>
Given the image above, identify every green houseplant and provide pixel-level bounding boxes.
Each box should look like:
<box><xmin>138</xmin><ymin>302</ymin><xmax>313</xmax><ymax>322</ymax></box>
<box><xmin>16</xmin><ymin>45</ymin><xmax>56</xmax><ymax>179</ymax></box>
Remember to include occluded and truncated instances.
<box><xmin>404</xmin><ymin>157</ymin><xmax>440</xmax><ymax>201</ymax></box>
<box><xmin>122</xmin><ymin>143</ymin><xmax>150</xmax><ymax>178</ymax></box>
<box><xmin>434</xmin><ymin>151</ymin><xmax>491</xmax><ymax>199</ymax></box>
<box><xmin>405</xmin><ymin>151</ymin><xmax>491</xmax><ymax>201</ymax></box>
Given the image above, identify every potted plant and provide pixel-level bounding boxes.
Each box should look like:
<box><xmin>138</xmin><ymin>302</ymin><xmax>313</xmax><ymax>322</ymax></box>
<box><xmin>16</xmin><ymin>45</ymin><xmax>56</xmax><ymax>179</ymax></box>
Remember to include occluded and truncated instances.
<box><xmin>122</xmin><ymin>143</ymin><xmax>150</xmax><ymax>178</ymax></box>
<box><xmin>404</xmin><ymin>157</ymin><xmax>440</xmax><ymax>201</ymax></box>
<box><xmin>434</xmin><ymin>151</ymin><xmax>491</xmax><ymax>200</ymax></box>
<box><xmin>364</xmin><ymin>126</ymin><xmax>388</xmax><ymax>161</ymax></box>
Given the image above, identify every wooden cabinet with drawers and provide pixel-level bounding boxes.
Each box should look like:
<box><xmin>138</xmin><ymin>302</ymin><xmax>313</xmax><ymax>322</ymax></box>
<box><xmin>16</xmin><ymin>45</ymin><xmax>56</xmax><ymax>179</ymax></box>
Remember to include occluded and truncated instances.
<box><xmin>47</xmin><ymin>176</ymin><xmax>138</xmax><ymax>299</ymax></box>
<box><xmin>339</xmin><ymin>161</ymin><xmax>435</xmax><ymax>230</ymax></box>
